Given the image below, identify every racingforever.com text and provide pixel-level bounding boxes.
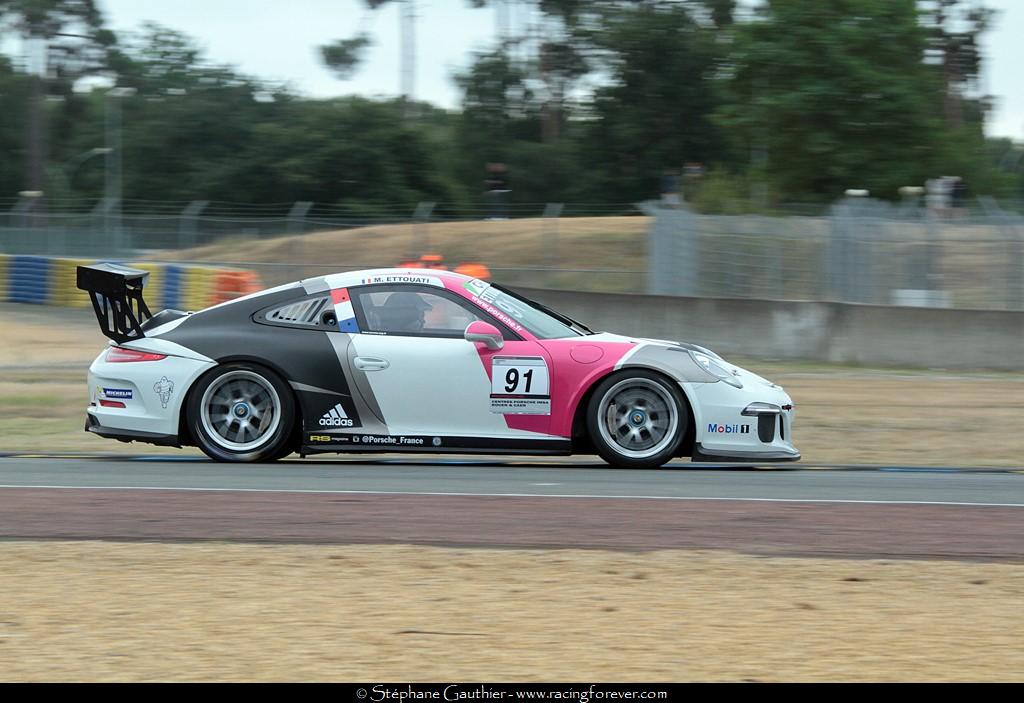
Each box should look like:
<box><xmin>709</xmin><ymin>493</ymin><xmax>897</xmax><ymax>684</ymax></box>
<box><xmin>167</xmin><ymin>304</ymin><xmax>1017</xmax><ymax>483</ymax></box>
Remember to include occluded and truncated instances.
<box><xmin>364</xmin><ymin>686</ymin><xmax>670</xmax><ymax>702</ymax></box>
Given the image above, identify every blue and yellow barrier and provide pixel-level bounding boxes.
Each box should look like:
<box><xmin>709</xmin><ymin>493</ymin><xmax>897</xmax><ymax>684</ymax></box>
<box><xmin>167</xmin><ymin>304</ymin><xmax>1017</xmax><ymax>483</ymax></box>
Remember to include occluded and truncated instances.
<box><xmin>1</xmin><ymin>256</ymin><xmax>261</xmax><ymax>312</ymax></box>
<box><xmin>163</xmin><ymin>264</ymin><xmax>184</xmax><ymax>310</ymax></box>
<box><xmin>50</xmin><ymin>257</ymin><xmax>94</xmax><ymax>308</ymax></box>
<box><xmin>8</xmin><ymin>255</ymin><xmax>51</xmax><ymax>304</ymax></box>
<box><xmin>132</xmin><ymin>262</ymin><xmax>164</xmax><ymax>312</ymax></box>
<box><xmin>0</xmin><ymin>255</ymin><xmax>7</xmax><ymax>302</ymax></box>
<box><xmin>182</xmin><ymin>265</ymin><xmax>219</xmax><ymax>312</ymax></box>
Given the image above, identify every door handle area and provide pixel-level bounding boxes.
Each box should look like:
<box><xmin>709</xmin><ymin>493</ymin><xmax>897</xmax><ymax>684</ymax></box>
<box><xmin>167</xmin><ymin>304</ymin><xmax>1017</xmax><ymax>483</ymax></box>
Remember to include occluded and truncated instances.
<box><xmin>354</xmin><ymin>356</ymin><xmax>390</xmax><ymax>371</ymax></box>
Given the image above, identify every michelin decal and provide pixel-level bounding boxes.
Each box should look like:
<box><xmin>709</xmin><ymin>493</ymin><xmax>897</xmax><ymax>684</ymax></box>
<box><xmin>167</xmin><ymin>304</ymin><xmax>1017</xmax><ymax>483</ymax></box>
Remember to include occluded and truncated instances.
<box><xmin>153</xmin><ymin>377</ymin><xmax>174</xmax><ymax>409</ymax></box>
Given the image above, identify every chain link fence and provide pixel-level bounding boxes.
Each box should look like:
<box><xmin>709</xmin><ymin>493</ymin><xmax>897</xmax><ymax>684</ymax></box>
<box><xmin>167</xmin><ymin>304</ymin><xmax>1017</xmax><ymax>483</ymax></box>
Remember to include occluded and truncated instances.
<box><xmin>646</xmin><ymin>197</ymin><xmax>1024</xmax><ymax>310</ymax></box>
<box><xmin>2</xmin><ymin>196</ymin><xmax>1023</xmax><ymax>310</ymax></box>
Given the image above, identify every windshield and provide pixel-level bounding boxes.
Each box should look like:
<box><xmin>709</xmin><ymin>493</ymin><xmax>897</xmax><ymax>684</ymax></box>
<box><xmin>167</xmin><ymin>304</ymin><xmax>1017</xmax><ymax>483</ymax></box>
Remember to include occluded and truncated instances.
<box><xmin>465</xmin><ymin>280</ymin><xmax>589</xmax><ymax>339</ymax></box>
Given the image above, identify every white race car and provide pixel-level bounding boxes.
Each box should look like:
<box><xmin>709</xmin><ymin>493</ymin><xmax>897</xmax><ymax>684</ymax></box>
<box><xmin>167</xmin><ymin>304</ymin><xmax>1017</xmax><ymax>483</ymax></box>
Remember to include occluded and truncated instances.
<box><xmin>78</xmin><ymin>264</ymin><xmax>799</xmax><ymax>468</ymax></box>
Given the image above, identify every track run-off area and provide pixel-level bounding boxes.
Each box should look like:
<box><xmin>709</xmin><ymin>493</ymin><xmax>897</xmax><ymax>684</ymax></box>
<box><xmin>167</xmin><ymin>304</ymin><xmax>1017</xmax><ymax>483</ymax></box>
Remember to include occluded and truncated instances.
<box><xmin>1</xmin><ymin>456</ymin><xmax>1022</xmax><ymax>560</ymax></box>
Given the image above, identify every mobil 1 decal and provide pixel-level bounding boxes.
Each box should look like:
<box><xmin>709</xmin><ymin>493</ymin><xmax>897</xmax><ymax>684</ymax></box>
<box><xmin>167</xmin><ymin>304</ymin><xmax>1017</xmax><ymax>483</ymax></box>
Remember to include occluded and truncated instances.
<box><xmin>490</xmin><ymin>356</ymin><xmax>550</xmax><ymax>415</ymax></box>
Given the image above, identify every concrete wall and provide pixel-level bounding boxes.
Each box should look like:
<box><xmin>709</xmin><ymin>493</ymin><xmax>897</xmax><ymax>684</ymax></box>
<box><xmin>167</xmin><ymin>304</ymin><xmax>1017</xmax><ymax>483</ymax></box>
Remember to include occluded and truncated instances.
<box><xmin>517</xmin><ymin>287</ymin><xmax>1024</xmax><ymax>371</ymax></box>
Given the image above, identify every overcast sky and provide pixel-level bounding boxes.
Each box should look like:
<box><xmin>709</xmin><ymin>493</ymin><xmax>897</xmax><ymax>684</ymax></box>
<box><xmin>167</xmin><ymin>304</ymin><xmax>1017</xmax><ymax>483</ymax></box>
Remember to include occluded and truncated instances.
<box><xmin>96</xmin><ymin>0</ymin><xmax>1022</xmax><ymax>141</ymax></box>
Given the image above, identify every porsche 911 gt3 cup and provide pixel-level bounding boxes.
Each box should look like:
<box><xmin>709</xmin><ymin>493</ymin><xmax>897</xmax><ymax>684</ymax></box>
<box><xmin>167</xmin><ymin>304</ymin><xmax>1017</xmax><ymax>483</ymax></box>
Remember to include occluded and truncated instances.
<box><xmin>77</xmin><ymin>263</ymin><xmax>799</xmax><ymax>468</ymax></box>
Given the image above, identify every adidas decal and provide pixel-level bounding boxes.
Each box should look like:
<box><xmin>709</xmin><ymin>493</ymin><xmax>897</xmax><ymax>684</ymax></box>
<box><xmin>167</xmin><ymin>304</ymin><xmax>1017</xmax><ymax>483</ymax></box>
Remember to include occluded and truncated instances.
<box><xmin>319</xmin><ymin>403</ymin><xmax>354</xmax><ymax>427</ymax></box>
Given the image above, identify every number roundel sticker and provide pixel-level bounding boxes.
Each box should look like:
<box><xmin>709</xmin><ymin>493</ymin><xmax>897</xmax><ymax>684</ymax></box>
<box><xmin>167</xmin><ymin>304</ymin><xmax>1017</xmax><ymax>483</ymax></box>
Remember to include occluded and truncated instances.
<box><xmin>490</xmin><ymin>356</ymin><xmax>550</xmax><ymax>415</ymax></box>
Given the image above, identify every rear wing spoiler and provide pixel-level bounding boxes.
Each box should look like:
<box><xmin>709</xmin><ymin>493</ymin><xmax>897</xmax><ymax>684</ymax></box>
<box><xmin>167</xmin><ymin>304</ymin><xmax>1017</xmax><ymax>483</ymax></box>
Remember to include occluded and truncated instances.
<box><xmin>76</xmin><ymin>263</ymin><xmax>153</xmax><ymax>343</ymax></box>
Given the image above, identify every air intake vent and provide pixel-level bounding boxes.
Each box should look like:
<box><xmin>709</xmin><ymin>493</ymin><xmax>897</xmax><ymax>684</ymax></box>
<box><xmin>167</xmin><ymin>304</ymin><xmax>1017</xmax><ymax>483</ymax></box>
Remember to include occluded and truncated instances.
<box><xmin>269</xmin><ymin>297</ymin><xmax>328</xmax><ymax>324</ymax></box>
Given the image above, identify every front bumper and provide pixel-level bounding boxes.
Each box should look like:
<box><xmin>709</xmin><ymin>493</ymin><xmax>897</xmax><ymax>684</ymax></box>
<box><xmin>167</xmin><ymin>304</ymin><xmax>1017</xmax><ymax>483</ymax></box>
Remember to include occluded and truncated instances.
<box><xmin>686</xmin><ymin>373</ymin><xmax>800</xmax><ymax>462</ymax></box>
<box><xmin>691</xmin><ymin>442</ymin><xmax>801</xmax><ymax>463</ymax></box>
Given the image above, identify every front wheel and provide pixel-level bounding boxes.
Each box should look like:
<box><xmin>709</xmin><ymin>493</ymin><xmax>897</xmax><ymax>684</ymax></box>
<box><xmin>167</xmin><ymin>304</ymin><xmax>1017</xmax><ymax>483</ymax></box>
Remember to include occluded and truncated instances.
<box><xmin>586</xmin><ymin>370</ymin><xmax>688</xmax><ymax>469</ymax></box>
<box><xmin>187</xmin><ymin>363</ymin><xmax>296</xmax><ymax>462</ymax></box>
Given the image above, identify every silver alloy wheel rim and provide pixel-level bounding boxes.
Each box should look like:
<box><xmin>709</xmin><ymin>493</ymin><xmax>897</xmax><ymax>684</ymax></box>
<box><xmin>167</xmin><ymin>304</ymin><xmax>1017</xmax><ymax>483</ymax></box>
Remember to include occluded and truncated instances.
<box><xmin>596</xmin><ymin>378</ymin><xmax>679</xmax><ymax>460</ymax></box>
<box><xmin>199</xmin><ymin>370</ymin><xmax>282</xmax><ymax>452</ymax></box>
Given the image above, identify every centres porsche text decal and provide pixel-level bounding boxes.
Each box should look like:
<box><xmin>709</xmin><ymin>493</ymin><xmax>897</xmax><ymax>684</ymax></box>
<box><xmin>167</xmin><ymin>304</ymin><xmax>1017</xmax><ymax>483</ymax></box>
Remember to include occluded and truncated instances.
<box><xmin>490</xmin><ymin>356</ymin><xmax>550</xmax><ymax>415</ymax></box>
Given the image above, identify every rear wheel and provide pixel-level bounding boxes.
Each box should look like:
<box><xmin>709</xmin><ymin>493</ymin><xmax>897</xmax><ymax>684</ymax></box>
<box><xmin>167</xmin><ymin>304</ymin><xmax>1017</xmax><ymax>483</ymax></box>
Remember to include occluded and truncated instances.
<box><xmin>187</xmin><ymin>363</ymin><xmax>296</xmax><ymax>462</ymax></box>
<box><xmin>586</xmin><ymin>370</ymin><xmax>688</xmax><ymax>469</ymax></box>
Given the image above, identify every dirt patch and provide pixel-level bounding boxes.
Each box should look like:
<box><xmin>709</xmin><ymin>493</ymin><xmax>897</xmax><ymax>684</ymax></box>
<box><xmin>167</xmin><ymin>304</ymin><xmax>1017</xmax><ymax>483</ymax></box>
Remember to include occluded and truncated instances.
<box><xmin>0</xmin><ymin>540</ymin><xmax>1021</xmax><ymax>681</ymax></box>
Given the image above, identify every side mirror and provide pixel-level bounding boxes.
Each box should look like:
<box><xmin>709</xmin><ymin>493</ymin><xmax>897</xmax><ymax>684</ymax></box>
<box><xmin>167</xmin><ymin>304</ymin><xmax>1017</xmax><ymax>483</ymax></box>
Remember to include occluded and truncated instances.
<box><xmin>465</xmin><ymin>320</ymin><xmax>504</xmax><ymax>350</ymax></box>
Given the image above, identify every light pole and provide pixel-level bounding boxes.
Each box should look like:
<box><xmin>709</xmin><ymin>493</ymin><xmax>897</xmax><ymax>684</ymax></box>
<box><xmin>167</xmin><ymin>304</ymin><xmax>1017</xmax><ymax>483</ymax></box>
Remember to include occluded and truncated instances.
<box><xmin>400</xmin><ymin>0</ymin><xmax>416</xmax><ymax>121</ymax></box>
<box><xmin>24</xmin><ymin>32</ymin><xmax>48</xmax><ymax>226</ymax></box>
<box><xmin>105</xmin><ymin>87</ymin><xmax>136</xmax><ymax>253</ymax></box>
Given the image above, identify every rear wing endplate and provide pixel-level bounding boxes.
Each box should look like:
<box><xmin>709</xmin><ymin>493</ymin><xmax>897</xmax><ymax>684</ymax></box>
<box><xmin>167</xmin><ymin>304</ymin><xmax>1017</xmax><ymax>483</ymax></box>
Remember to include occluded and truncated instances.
<box><xmin>76</xmin><ymin>263</ymin><xmax>153</xmax><ymax>343</ymax></box>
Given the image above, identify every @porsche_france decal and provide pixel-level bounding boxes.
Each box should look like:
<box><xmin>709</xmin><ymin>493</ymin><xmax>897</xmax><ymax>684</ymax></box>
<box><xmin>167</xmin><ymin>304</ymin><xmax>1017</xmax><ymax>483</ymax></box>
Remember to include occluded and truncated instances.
<box><xmin>307</xmin><ymin>433</ymin><xmax>431</xmax><ymax>447</ymax></box>
<box><xmin>490</xmin><ymin>356</ymin><xmax>550</xmax><ymax>415</ymax></box>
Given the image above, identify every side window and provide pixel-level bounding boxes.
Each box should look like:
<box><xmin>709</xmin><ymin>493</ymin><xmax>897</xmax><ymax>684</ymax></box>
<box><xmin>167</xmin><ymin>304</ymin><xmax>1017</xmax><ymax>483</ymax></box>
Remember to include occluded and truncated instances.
<box><xmin>256</xmin><ymin>295</ymin><xmax>337</xmax><ymax>330</ymax></box>
<box><xmin>354</xmin><ymin>287</ymin><xmax>484</xmax><ymax>337</ymax></box>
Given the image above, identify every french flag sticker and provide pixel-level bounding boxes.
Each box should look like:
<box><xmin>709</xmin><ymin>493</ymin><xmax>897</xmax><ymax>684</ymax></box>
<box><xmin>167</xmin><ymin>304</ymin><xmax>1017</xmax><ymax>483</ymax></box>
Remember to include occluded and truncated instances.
<box><xmin>331</xmin><ymin>288</ymin><xmax>359</xmax><ymax>332</ymax></box>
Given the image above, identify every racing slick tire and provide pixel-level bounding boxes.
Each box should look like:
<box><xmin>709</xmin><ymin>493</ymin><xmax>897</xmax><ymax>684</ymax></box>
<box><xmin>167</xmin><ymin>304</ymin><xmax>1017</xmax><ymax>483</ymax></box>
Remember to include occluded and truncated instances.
<box><xmin>586</xmin><ymin>369</ymin><xmax>688</xmax><ymax>469</ymax></box>
<box><xmin>187</xmin><ymin>362</ymin><xmax>297</xmax><ymax>463</ymax></box>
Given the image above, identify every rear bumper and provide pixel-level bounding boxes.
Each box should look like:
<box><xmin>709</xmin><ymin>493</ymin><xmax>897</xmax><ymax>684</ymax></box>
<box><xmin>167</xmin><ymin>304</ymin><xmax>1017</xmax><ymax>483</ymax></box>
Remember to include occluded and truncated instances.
<box><xmin>85</xmin><ymin>413</ymin><xmax>181</xmax><ymax>447</ymax></box>
<box><xmin>692</xmin><ymin>442</ymin><xmax>801</xmax><ymax>463</ymax></box>
<box><xmin>86</xmin><ymin>346</ymin><xmax>213</xmax><ymax>441</ymax></box>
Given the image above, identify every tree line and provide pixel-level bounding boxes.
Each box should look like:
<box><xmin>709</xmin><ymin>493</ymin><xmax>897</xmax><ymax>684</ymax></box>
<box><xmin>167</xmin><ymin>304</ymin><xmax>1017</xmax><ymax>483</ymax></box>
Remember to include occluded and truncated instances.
<box><xmin>0</xmin><ymin>0</ymin><xmax>1020</xmax><ymax>216</ymax></box>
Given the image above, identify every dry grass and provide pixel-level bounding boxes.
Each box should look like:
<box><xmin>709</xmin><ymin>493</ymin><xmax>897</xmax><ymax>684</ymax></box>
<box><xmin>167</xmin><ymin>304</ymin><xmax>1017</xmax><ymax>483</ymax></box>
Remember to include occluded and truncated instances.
<box><xmin>741</xmin><ymin>363</ymin><xmax>1024</xmax><ymax>466</ymax></box>
<box><xmin>0</xmin><ymin>540</ymin><xmax>1021</xmax><ymax>682</ymax></box>
<box><xmin>0</xmin><ymin>306</ymin><xmax>191</xmax><ymax>455</ymax></box>
<box><xmin>160</xmin><ymin>217</ymin><xmax>651</xmax><ymax>291</ymax></box>
<box><xmin>159</xmin><ymin>215</ymin><xmax>1024</xmax><ymax>305</ymax></box>
<box><xmin>1</xmin><ymin>304</ymin><xmax>1021</xmax><ymax>465</ymax></box>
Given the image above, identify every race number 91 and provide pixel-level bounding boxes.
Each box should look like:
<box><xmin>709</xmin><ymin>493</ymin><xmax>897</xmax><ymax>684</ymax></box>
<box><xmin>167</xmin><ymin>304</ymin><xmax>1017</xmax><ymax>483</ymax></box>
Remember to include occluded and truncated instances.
<box><xmin>491</xmin><ymin>357</ymin><xmax>549</xmax><ymax>397</ymax></box>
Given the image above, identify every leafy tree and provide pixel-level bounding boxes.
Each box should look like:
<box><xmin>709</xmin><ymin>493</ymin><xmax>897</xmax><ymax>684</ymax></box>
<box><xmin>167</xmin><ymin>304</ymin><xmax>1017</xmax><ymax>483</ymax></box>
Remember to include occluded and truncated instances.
<box><xmin>0</xmin><ymin>0</ymin><xmax>113</xmax><ymax>74</ymax></box>
<box><xmin>919</xmin><ymin>0</ymin><xmax>994</xmax><ymax>128</ymax></box>
<box><xmin>64</xmin><ymin>24</ymin><xmax>286</xmax><ymax>204</ymax></box>
<box><xmin>573</xmin><ymin>1</ymin><xmax>724</xmax><ymax>202</ymax></box>
<box><xmin>453</xmin><ymin>2</ymin><xmax>727</xmax><ymax>204</ymax></box>
<box><xmin>0</xmin><ymin>55</ymin><xmax>31</xmax><ymax>198</ymax></box>
<box><xmin>0</xmin><ymin>0</ymin><xmax>115</xmax><ymax>199</ymax></box>
<box><xmin>320</xmin><ymin>35</ymin><xmax>372</xmax><ymax>80</ymax></box>
<box><xmin>715</xmin><ymin>0</ymin><xmax>947</xmax><ymax>202</ymax></box>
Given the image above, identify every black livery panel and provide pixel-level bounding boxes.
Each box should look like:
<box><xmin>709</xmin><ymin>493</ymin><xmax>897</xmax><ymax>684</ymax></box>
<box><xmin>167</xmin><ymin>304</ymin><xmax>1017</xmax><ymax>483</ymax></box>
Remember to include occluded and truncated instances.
<box><xmin>158</xmin><ymin>285</ymin><xmax>366</xmax><ymax>435</ymax></box>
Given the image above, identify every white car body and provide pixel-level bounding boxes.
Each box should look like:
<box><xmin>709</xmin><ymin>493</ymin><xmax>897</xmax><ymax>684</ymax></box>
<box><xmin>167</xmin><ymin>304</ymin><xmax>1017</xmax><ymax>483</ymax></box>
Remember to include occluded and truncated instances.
<box><xmin>82</xmin><ymin>266</ymin><xmax>799</xmax><ymax>465</ymax></box>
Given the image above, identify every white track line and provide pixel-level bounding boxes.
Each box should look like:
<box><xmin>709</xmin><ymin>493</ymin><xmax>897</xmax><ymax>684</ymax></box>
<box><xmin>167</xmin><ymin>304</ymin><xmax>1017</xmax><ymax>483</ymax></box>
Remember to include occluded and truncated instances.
<box><xmin>0</xmin><ymin>484</ymin><xmax>1022</xmax><ymax>508</ymax></box>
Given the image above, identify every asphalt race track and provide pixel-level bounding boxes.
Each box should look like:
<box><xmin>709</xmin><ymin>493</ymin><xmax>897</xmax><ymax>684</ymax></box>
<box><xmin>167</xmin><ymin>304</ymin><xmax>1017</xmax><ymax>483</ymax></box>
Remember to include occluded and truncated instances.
<box><xmin>1</xmin><ymin>456</ymin><xmax>1022</xmax><ymax>561</ymax></box>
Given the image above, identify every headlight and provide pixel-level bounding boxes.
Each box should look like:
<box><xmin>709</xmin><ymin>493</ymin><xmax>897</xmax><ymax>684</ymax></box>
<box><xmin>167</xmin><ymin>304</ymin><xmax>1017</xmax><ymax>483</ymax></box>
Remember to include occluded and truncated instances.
<box><xmin>688</xmin><ymin>344</ymin><xmax>723</xmax><ymax>361</ymax></box>
<box><xmin>689</xmin><ymin>350</ymin><xmax>743</xmax><ymax>388</ymax></box>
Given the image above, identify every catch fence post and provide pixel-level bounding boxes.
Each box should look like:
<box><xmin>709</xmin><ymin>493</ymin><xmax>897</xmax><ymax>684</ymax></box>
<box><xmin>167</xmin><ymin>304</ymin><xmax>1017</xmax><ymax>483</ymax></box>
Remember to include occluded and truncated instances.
<box><xmin>543</xmin><ymin>202</ymin><xmax>564</xmax><ymax>287</ymax></box>
<box><xmin>93</xmin><ymin>197</ymin><xmax>119</xmax><ymax>257</ymax></box>
<box><xmin>411</xmin><ymin>201</ymin><xmax>436</xmax><ymax>257</ymax></box>
<box><xmin>179</xmin><ymin>200</ymin><xmax>209</xmax><ymax>251</ymax></box>
<box><xmin>287</xmin><ymin>201</ymin><xmax>314</xmax><ymax>280</ymax></box>
<box><xmin>8</xmin><ymin>196</ymin><xmax>38</xmax><ymax>255</ymax></box>
<box><xmin>639</xmin><ymin>200</ymin><xmax>697</xmax><ymax>297</ymax></box>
